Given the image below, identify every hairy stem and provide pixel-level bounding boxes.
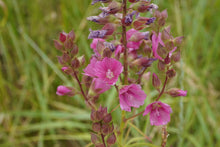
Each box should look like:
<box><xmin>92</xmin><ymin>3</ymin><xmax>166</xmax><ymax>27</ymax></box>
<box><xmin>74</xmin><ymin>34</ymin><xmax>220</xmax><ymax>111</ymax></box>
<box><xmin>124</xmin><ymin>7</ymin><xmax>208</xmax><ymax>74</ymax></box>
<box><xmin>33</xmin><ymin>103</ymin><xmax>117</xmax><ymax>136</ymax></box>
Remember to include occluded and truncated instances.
<box><xmin>101</xmin><ymin>134</ymin><xmax>106</xmax><ymax>147</ymax></box>
<box><xmin>156</xmin><ymin>75</ymin><xmax>168</xmax><ymax>101</ymax></box>
<box><xmin>122</xmin><ymin>0</ymin><xmax>128</xmax><ymax>85</ymax></box>
<box><xmin>73</xmin><ymin>72</ymin><xmax>96</xmax><ymax>110</ymax></box>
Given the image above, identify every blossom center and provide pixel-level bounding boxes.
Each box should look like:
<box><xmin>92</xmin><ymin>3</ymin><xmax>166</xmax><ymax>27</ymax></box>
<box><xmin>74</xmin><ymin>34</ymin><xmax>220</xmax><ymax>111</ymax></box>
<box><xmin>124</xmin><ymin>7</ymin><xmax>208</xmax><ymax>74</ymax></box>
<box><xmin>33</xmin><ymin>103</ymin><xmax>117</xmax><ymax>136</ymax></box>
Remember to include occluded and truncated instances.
<box><xmin>106</xmin><ymin>69</ymin><xmax>114</xmax><ymax>79</ymax></box>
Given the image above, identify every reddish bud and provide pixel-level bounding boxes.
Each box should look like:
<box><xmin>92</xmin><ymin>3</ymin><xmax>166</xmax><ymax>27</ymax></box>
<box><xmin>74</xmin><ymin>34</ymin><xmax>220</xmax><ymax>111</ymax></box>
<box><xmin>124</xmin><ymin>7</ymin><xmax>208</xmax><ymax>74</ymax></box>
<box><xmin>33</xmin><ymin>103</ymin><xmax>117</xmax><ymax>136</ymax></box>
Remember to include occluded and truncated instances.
<box><xmin>166</xmin><ymin>69</ymin><xmax>176</xmax><ymax>78</ymax></box>
<box><xmin>102</xmin><ymin>23</ymin><xmax>115</xmax><ymax>36</ymax></box>
<box><xmin>162</xmin><ymin>26</ymin><xmax>172</xmax><ymax>40</ymax></box>
<box><xmin>107</xmin><ymin>133</ymin><xmax>116</xmax><ymax>145</ymax></box>
<box><xmin>158</xmin><ymin>60</ymin><xmax>165</xmax><ymax>71</ymax></box>
<box><xmin>171</xmin><ymin>51</ymin><xmax>181</xmax><ymax>62</ymax></box>
<box><xmin>129</xmin><ymin>0</ymin><xmax>139</xmax><ymax>3</ymax></box>
<box><xmin>174</xmin><ymin>36</ymin><xmax>184</xmax><ymax>45</ymax></box>
<box><xmin>67</xmin><ymin>30</ymin><xmax>75</xmax><ymax>41</ymax></box>
<box><xmin>95</xmin><ymin>143</ymin><xmax>105</xmax><ymax>147</ymax></box>
<box><xmin>91</xmin><ymin>133</ymin><xmax>99</xmax><ymax>144</ymax></box>
<box><xmin>54</xmin><ymin>40</ymin><xmax>63</xmax><ymax>50</ymax></box>
<box><xmin>167</xmin><ymin>88</ymin><xmax>187</xmax><ymax>97</ymax></box>
<box><xmin>61</xmin><ymin>66</ymin><xmax>72</xmax><ymax>74</ymax></box>
<box><xmin>78</xmin><ymin>55</ymin><xmax>85</xmax><ymax>66</ymax></box>
<box><xmin>152</xmin><ymin>73</ymin><xmax>161</xmax><ymax>88</ymax></box>
<box><xmin>59</xmin><ymin>32</ymin><xmax>67</xmax><ymax>42</ymax></box>
<box><xmin>92</xmin><ymin>122</ymin><xmax>101</xmax><ymax>133</ymax></box>
<box><xmin>71</xmin><ymin>45</ymin><xmax>78</xmax><ymax>56</ymax></box>
<box><xmin>71</xmin><ymin>58</ymin><xmax>80</xmax><ymax>69</ymax></box>
<box><xmin>161</xmin><ymin>10</ymin><xmax>168</xmax><ymax>19</ymax></box>
<box><xmin>62</xmin><ymin>53</ymin><xmax>71</xmax><ymax>62</ymax></box>
<box><xmin>103</xmin><ymin>113</ymin><xmax>112</xmax><ymax>123</ymax></box>
<box><xmin>164</xmin><ymin>54</ymin><xmax>171</xmax><ymax>64</ymax></box>
<box><xmin>165</xmin><ymin>41</ymin><xmax>175</xmax><ymax>51</ymax></box>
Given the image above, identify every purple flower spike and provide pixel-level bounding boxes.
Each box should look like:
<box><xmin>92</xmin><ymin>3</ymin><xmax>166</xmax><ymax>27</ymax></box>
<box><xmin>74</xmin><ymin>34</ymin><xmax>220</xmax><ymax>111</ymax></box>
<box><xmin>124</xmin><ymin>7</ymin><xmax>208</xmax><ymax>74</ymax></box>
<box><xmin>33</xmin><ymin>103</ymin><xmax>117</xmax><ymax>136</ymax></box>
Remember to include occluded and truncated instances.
<box><xmin>143</xmin><ymin>101</ymin><xmax>172</xmax><ymax>126</ymax></box>
<box><xmin>168</xmin><ymin>88</ymin><xmax>187</xmax><ymax>97</ymax></box>
<box><xmin>119</xmin><ymin>84</ymin><xmax>147</xmax><ymax>112</ymax></box>
<box><xmin>88</xmin><ymin>29</ymin><xmax>108</xmax><ymax>39</ymax></box>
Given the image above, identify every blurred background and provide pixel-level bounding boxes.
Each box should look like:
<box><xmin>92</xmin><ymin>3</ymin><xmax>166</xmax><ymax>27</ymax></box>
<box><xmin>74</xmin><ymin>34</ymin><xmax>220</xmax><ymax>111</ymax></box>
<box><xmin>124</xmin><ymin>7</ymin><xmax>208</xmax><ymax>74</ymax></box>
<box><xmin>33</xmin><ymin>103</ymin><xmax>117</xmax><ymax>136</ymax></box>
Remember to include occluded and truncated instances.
<box><xmin>0</xmin><ymin>0</ymin><xmax>219</xmax><ymax>146</ymax></box>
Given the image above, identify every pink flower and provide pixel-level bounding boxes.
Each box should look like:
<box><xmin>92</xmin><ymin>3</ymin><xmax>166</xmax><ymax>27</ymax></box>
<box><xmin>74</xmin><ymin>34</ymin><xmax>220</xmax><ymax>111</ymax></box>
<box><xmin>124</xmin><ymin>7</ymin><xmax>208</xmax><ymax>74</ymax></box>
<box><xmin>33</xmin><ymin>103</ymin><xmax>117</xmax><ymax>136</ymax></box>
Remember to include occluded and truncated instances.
<box><xmin>115</xmin><ymin>45</ymin><xmax>124</xmax><ymax>56</ymax></box>
<box><xmin>126</xmin><ymin>29</ymin><xmax>142</xmax><ymax>50</ymax></box>
<box><xmin>168</xmin><ymin>88</ymin><xmax>187</xmax><ymax>97</ymax></box>
<box><xmin>84</xmin><ymin>57</ymin><xmax>123</xmax><ymax>85</ymax></box>
<box><xmin>152</xmin><ymin>32</ymin><xmax>165</xmax><ymax>60</ymax></box>
<box><xmin>95</xmin><ymin>57</ymin><xmax>123</xmax><ymax>85</ymax></box>
<box><xmin>83</xmin><ymin>57</ymin><xmax>98</xmax><ymax>77</ymax></box>
<box><xmin>119</xmin><ymin>84</ymin><xmax>147</xmax><ymax>112</ymax></box>
<box><xmin>143</xmin><ymin>101</ymin><xmax>172</xmax><ymax>126</ymax></box>
<box><xmin>90</xmin><ymin>38</ymin><xmax>105</xmax><ymax>50</ymax></box>
<box><xmin>91</xmin><ymin>78</ymin><xmax>111</xmax><ymax>94</ymax></box>
<box><xmin>56</xmin><ymin>85</ymin><xmax>74</xmax><ymax>96</ymax></box>
<box><xmin>61</xmin><ymin>66</ymin><xmax>68</xmax><ymax>72</ymax></box>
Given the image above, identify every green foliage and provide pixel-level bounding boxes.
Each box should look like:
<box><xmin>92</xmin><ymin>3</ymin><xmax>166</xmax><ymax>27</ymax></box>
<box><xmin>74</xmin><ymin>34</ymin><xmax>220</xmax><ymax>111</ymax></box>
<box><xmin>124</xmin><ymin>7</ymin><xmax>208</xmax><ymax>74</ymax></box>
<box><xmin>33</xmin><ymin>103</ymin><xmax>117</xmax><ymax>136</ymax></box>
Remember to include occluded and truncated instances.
<box><xmin>0</xmin><ymin>0</ymin><xmax>219</xmax><ymax>146</ymax></box>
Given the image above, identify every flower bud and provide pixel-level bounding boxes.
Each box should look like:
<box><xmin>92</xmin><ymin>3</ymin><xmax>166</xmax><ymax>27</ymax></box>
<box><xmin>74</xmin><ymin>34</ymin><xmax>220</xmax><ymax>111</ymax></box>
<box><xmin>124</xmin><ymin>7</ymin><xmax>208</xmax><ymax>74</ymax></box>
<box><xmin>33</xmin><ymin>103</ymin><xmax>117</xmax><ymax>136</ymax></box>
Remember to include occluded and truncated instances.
<box><xmin>136</xmin><ymin>1</ymin><xmax>151</xmax><ymax>13</ymax></box>
<box><xmin>100</xmin><ymin>1</ymin><xmax>121</xmax><ymax>14</ymax></box>
<box><xmin>64</xmin><ymin>39</ymin><xmax>74</xmax><ymax>49</ymax></box>
<box><xmin>78</xmin><ymin>55</ymin><xmax>85</xmax><ymax>66</ymax></box>
<box><xmin>57</xmin><ymin>56</ymin><xmax>64</xmax><ymax>65</ymax></box>
<box><xmin>167</xmin><ymin>88</ymin><xmax>187</xmax><ymax>97</ymax></box>
<box><xmin>95</xmin><ymin>143</ymin><xmax>105</xmax><ymax>147</ymax></box>
<box><xmin>102</xmin><ymin>23</ymin><xmax>115</xmax><ymax>36</ymax></box>
<box><xmin>61</xmin><ymin>66</ymin><xmax>72</xmax><ymax>74</ymax></box>
<box><xmin>92</xmin><ymin>122</ymin><xmax>101</xmax><ymax>133</ymax></box>
<box><xmin>54</xmin><ymin>40</ymin><xmax>63</xmax><ymax>50</ymax></box>
<box><xmin>174</xmin><ymin>36</ymin><xmax>184</xmax><ymax>45</ymax></box>
<box><xmin>82</xmin><ymin>75</ymin><xmax>93</xmax><ymax>88</ymax></box>
<box><xmin>164</xmin><ymin>54</ymin><xmax>171</xmax><ymax>64</ymax></box>
<box><xmin>71</xmin><ymin>58</ymin><xmax>80</xmax><ymax>69</ymax></box>
<box><xmin>67</xmin><ymin>30</ymin><xmax>75</xmax><ymax>41</ymax></box>
<box><xmin>104</xmin><ymin>42</ymin><xmax>116</xmax><ymax>52</ymax></box>
<box><xmin>107</xmin><ymin>133</ymin><xmax>116</xmax><ymax>145</ymax></box>
<box><xmin>56</xmin><ymin>86</ymin><xmax>74</xmax><ymax>96</ymax></box>
<box><xmin>91</xmin><ymin>133</ymin><xmax>99</xmax><ymax>144</ymax></box>
<box><xmin>62</xmin><ymin>53</ymin><xmax>71</xmax><ymax>63</ymax></box>
<box><xmin>103</xmin><ymin>113</ymin><xmax>112</xmax><ymax>123</ymax></box>
<box><xmin>123</xmin><ymin>12</ymin><xmax>135</xmax><ymax>26</ymax></box>
<box><xmin>129</xmin><ymin>31</ymin><xmax>150</xmax><ymax>42</ymax></box>
<box><xmin>71</xmin><ymin>45</ymin><xmax>78</xmax><ymax>56</ymax></box>
<box><xmin>171</xmin><ymin>51</ymin><xmax>181</xmax><ymax>62</ymax></box>
<box><xmin>152</xmin><ymin>73</ymin><xmax>161</xmax><ymax>88</ymax></box>
<box><xmin>102</xmin><ymin>48</ymin><xmax>112</xmax><ymax>58</ymax></box>
<box><xmin>165</xmin><ymin>41</ymin><xmax>175</xmax><ymax>51</ymax></box>
<box><xmin>158</xmin><ymin>60</ymin><xmax>165</xmax><ymax>71</ymax></box>
<box><xmin>59</xmin><ymin>32</ymin><xmax>67</xmax><ymax>42</ymax></box>
<box><xmin>101</xmin><ymin>123</ymin><xmax>114</xmax><ymax>135</ymax></box>
<box><xmin>92</xmin><ymin>0</ymin><xmax>112</xmax><ymax>5</ymax></box>
<box><xmin>166</xmin><ymin>69</ymin><xmax>176</xmax><ymax>78</ymax></box>
<box><xmin>162</xmin><ymin>26</ymin><xmax>171</xmax><ymax>40</ymax></box>
<box><xmin>131</xmin><ymin>57</ymin><xmax>156</xmax><ymax>68</ymax></box>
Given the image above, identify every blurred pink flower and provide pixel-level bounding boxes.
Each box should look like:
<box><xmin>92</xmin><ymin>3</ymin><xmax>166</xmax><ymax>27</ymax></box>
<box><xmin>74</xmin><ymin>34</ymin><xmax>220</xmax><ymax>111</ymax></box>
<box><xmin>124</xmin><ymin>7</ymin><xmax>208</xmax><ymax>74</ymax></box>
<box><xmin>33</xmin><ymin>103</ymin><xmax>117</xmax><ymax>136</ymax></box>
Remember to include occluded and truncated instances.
<box><xmin>61</xmin><ymin>66</ymin><xmax>68</xmax><ymax>72</ymax></box>
<box><xmin>119</xmin><ymin>84</ymin><xmax>146</xmax><ymax>112</ymax></box>
<box><xmin>126</xmin><ymin>29</ymin><xmax>142</xmax><ymax>50</ymax></box>
<box><xmin>91</xmin><ymin>78</ymin><xmax>111</xmax><ymax>94</ymax></box>
<box><xmin>168</xmin><ymin>88</ymin><xmax>187</xmax><ymax>97</ymax></box>
<box><xmin>84</xmin><ymin>57</ymin><xmax>123</xmax><ymax>85</ymax></box>
<box><xmin>56</xmin><ymin>85</ymin><xmax>74</xmax><ymax>96</ymax></box>
<box><xmin>143</xmin><ymin>101</ymin><xmax>172</xmax><ymax>126</ymax></box>
<box><xmin>90</xmin><ymin>38</ymin><xmax>105</xmax><ymax>50</ymax></box>
<box><xmin>152</xmin><ymin>32</ymin><xmax>165</xmax><ymax>60</ymax></box>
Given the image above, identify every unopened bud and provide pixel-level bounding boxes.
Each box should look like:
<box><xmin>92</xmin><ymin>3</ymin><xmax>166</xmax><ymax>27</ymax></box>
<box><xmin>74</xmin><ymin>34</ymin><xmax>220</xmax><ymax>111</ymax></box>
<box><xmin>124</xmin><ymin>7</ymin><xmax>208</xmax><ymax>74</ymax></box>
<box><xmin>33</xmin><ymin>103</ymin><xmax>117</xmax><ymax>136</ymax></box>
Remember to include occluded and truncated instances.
<box><xmin>57</xmin><ymin>56</ymin><xmax>64</xmax><ymax>65</ymax></box>
<box><xmin>161</xmin><ymin>10</ymin><xmax>168</xmax><ymax>19</ymax></box>
<box><xmin>162</xmin><ymin>26</ymin><xmax>171</xmax><ymax>40</ymax></box>
<box><xmin>62</xmin><ymin>53</ymin><xmax>71</xmax><ymax>62</ymax></box>
<box><xmin>165</xmin><ymin>41</ymin><xmax>175</xmax><ymax>51</ymax></box>
<box><xmin>88</xmin><ymin>29</ymin><xmax>108</xmax><ymax>39</ymax></box>
<box><xmin>164</xmin><ymin>54</ymin><xmax>171</xmax><ymax>64</ymax></box>
<box><xmin>61</xmin><ymin>66</ymin><xmax>72</xmax><ymax>74</ymax></box>
<box><xmin>174</xmin><ymin>36</ymin><xmax>184</xmax><ymax>45</ymax></box>
<box><xmin>101</xmin><ymin>123</ymin><xmax>114</xmax><ymax>135</ymax></box>
<box><xmin>71</xmin><ymin>45</ymin><xmax>79</xmax><ymax>55</ymax></box>
<box><xmin>166</xmin><ymin>69</ymin><xmax>176</xmax><ymax>78</ymax></box>
<box><xmin>103</xmin><ymin>48</ymin><xmax>112</xmax><ymax>58</ymax></box>
<box><xmin>167</xmin><ymin>88</ymin><xmax>187</xmax><ymax>97</ymax></box>
<box><xmin>152</xmin><ymin>73</ymin><xmax>161</xmax><ymax>88</ymax></box>
<box><xmin>158</xmin><ymin>60</ymin><xmax>165</xmax><ymax>71</ymax></box>
<box><xmin>54</xmin><ymin>40</ymin><xmax>63</xmax><ymax>50</ymax></box>
<box><xmin>92</xmin><ymin>0</ymin><xmax>112</xmax><ymax>5</ymax></box>
<box><xmin>91</xmin><ymin>133</ymin><xmax>99</xmax><ymax>144</ymax></box>
<box><xmin>95</xmin><ymin>143</ymin><xmax>105</xmax><ymax>147</ymax></box>
<box><xmin>92</xmin><ymin>122</ymin><xmax>101</xmax><ymax>133</ymax></box>
<box><xmin>107</xmin><ymin>133</ymin><xmax>116</xmax><ymax>145</ymax></box>
<box><xmin>103</xmin><ymin>113</ymin><xmax>112</xmax><ymax>123</ymax></box>
<box><xmin>104</xmin><ymin>42</ymin><xmax>116</xmax><ymax>52</ymax></box>
<box><xmin>64</xmin><ymin>39</ymin><xmax>74</xmax><ymax>49</ymax></box>
<box><xmin>102</xmin><ymin>23</ymin><xmax>115</xmax><ymax>36</ymax></box>
<box><xmin>59</xmin><ymin>32</ymin><xmax>67</xmax><ymax>42</ymax></box>
<box><xmin>71</xmin><ymin>58</ymin><xmax>80</xmax><ymax>69</ymax></box>
<box><xmin>67</xmin><ymin>30</ymin><xmax>75</xmax><ymax>41</ymax></box>
<box><xmin>171</xmin><ymin>51</ymin><xmax>181</xmax><ymax>62</ymax></box>
<box><xmin>78</xmin><ymin>55</ymin><xmax>85</xmax><ymax>66</ymax></box>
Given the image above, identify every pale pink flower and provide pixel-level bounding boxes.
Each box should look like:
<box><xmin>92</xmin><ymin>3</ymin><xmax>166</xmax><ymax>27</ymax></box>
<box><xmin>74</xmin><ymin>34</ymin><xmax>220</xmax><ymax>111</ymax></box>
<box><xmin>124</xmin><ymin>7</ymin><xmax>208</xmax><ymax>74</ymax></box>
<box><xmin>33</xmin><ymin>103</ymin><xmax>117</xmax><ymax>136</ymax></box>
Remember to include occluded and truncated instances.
<box><xmin>56</xmin><ymin>85</ymin><xmax>74</xmax><ymax>96</ymax></box>
<box><xmin>84</xmin><ymin>57</ymin><xmax>123</xmax><ymax>85</ymax></box>
<box><xmin>91</xmin><ymin>78</ymin><xmax>111</xmax><ymax>94</ymax></box>
<box><xmin>126</xmin><ymin>29</ymin><xmax>142</xmax><ymax>50</ymax></box>
<box><xmin>152</xmin><ymin>32</ymin><xmax>165</xmax><ymax>60</ymax></box>
<box><xmin>143</xmin><ymin>101</ymin><xmax>172</xmax><ymax>126</ymax></box>
<box><xmin>119</xmin><ymin>84</ymin><xmax>147</xmax><ymax>112</ymax></box>
<box><xmin>90</xmin><ymin>38</ymin><xmax>105</xmax><ymax>50</ymax></box>
<box><xmin>61</xmin><ymin>66</ymin><xmax>68</xmax><ymax>72</ymax></box>
<box><xmin>95</xmin><ymin>57</ymin><xmax>123</xmax><ymax>85</ymax></box>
